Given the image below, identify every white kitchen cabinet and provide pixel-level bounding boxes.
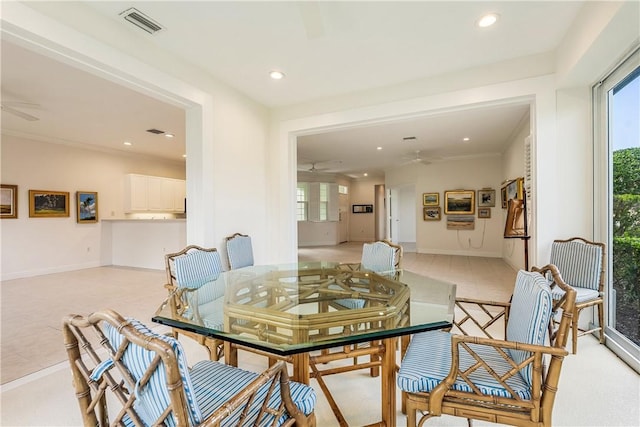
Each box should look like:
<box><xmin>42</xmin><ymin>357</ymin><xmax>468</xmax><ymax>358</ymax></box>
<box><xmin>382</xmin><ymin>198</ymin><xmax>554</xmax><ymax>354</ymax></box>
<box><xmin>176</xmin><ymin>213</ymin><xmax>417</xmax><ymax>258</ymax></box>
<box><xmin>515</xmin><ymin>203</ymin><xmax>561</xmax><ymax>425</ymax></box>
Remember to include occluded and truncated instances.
<box><xmin>124</xmin><ymin>174</ymin><xmax>185</xmax><ymax>213</ymax></box>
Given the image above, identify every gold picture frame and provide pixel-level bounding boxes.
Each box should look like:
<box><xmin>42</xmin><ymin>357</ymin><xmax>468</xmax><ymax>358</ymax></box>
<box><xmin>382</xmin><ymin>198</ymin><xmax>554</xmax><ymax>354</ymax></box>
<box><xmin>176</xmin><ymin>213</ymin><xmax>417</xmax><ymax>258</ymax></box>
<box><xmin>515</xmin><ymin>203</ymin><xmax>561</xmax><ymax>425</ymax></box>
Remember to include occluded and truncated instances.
<box><xmin>423</xmin><ymin>206</ymin><xmax>441</xmax><ymax>221</ymax></box>
<box><xmin>29</xmin><ymin>190</ymin><xmax>70</xmax><ymax>218</ymax></box>
<box><xmin>444</xmin><ymin>190</ymin><xmax>475</xmax><ymax>215</ymax></box>
<box><xmin>1</xmin><ymin>184</ymin><xmax>18</xmax><ymax>219</ymax></box>
<box><xmin>423</xmin><ymin>192</ymin><xmax>439</xmax><ymax>206</ymax></box>
<box><xmin>76</xmin><ymin>191</ymin><xmax>98</xmax><ymax>223</ymax></box>
<box><xmin>501</xmin><ymin>178</ymin><xmax>524</xmax><ymax>208</ymax></box>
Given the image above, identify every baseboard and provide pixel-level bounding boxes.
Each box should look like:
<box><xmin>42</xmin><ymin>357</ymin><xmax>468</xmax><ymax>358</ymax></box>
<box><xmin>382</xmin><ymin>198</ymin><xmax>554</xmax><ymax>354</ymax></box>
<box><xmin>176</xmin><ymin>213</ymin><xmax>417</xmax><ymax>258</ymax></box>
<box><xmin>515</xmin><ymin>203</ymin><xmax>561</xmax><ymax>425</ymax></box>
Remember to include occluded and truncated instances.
<box><xmin>1</xmin><ymin>261</ymin><xmax>103</xmax><ymax>281</ymax></box>
<box><xmin>415</xmin><ymin>248</ymin><xmax>502</xmax><ymax>258</ymax></box>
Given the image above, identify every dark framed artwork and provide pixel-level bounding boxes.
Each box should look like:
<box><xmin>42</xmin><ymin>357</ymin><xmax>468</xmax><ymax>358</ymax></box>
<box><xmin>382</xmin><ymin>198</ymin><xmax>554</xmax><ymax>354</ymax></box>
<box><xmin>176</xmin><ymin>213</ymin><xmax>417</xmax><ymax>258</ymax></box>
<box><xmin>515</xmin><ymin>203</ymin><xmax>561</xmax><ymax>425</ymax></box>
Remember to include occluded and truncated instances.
<box><xmin>352</xmin><ymin>204</ymin><xmax>373</xmax><ymax>213</ymax></box>
<box><xmin>423</xmin><ymin>206</ymin><xmax>441</xmax><ymax>221</ymax></box>
<box><xmin>477</xmin><ymin>189</ymin><xmax>496</xmax><ymax>207</ymax></box>
<box><xmin>444</xmin><ymin>190</ymin><xmax>475</xmax><ymax>215</ymax></box>
<box><xmin>77</xmin><ymin>191</ymin><xmax>98</xmax><ymax>223</ymax></box>
<box><xmin>423</xmin><ymin>192</ymin><xmax>439</xmax><ymax>206</ymax></box>
<box><xmin>1</xmin><ymin>184</ymin><xmax>18</xmax><ymax>219</ymax></box>
<box><xmin>29</xmin><ymin>190</ymin><xmax>70</xmax><ymax>217</ymax></box>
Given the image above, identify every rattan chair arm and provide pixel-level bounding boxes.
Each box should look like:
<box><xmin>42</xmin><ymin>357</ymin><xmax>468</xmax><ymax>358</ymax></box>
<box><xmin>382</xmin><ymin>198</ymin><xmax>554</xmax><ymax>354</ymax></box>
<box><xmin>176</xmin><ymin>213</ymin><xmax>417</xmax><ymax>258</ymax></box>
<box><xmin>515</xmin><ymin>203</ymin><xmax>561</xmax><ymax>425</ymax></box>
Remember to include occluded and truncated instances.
<box><xmin>455</xmin><ymin>297</ymin><xmax>510</xmax><ymax>308</ymax></box>
<box><xmin>451</xmin><ymin>334</ymin><xmax>568</xmax><ymax>357</ymax></box>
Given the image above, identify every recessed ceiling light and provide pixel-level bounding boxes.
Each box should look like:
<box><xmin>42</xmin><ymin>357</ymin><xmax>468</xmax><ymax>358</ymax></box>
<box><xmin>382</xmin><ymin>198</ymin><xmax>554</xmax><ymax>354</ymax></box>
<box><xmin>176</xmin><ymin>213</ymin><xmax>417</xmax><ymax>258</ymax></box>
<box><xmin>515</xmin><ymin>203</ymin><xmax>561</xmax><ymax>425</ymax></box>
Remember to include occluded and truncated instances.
<box><xmin>377</xmin><ymin>146</ymin><xmax>383</xmax><ymax>150</ymax></box>
<box><xmin>182</xmin><ymin>154</ymin><xmax>187</xmax><ymax>158</ymax></box>
<box><xmin>364</xmin><ymin>173</ymin><xmax>368</xmax><ymax>177</ymax></box>
<box><xmin>269</xmin><ymin>70</ymin><xmax>285</xmax><ymax>80</ymax></box>
<box><xmin>165</xmin><ymin>133</ymin><xmax>175</xmax><ymax>138</ymax></box>
<box><xmin>477</xmin><ymin>13</ymin><xmax>499</xmax><ymax>28</ymax></box>
<box><xmin>123</xmin><ymin>141</ymin><xmax>132</xmax><ymax>146</ymax></box>
<box><xmin>463</xmin><ymin>137</ymin><xmax>470</xmax><ymax>142</ymax></box>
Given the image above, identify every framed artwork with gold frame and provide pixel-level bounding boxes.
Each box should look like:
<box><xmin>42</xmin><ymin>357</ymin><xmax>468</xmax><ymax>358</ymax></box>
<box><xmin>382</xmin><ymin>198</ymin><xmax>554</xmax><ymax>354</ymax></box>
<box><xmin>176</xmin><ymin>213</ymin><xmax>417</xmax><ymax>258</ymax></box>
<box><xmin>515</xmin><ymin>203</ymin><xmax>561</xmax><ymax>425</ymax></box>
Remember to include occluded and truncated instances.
<box><xmin>1</xmin><ymin>184</ymin><xmax>18</xmax><ymax>219</ymax></box>
<box><xmin>29</xmin><ymin>190</ymin><xmax>70</xmax><ymax>218</ymax></box>
<box><xmin>423</xmin><ymin>192</ymin><xmax>439</xmax><ymax>206</ymax></box>
<box><xmin>444</xmin><ymin>190</ymin><xmax>475</xmax><ymax>215</ymax></box>
<box><xmin>76</xmin><ymin>191</ymin><xmax>98</xmax><ymax>223</ymax></box>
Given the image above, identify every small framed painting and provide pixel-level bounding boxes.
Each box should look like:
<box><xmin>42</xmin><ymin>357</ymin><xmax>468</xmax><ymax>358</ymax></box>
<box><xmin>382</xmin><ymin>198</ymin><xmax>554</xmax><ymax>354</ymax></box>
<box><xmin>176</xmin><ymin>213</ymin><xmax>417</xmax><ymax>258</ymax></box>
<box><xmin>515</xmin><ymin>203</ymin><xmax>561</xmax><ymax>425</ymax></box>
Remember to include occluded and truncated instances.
<box><xmin>478</xmin><ymin>207</ymin><xmax>491</xmax><ymax>219</ymax></box>
<box><xmin>423</xmin><ymin>206</ymin><xmax>441</xmax><ymax>221</ymax></box>
<box><xmin>423</xmin><ymin>192</ymin><xmax>439</xmax><ymax>206</ymax></box>
<box><xmin>77</xmin><ymin>191</ymin><xmax>98</xmax><ymax>223</ymax></box>
<box><xmin>1</xmin><ymin>184</ymin><xmax>18</xmax><ymax>219</ymax></box>
<box><xmin>29</xmin><ymin>190</ymin><xmax>70</xmax><ymax>217</ymax></box>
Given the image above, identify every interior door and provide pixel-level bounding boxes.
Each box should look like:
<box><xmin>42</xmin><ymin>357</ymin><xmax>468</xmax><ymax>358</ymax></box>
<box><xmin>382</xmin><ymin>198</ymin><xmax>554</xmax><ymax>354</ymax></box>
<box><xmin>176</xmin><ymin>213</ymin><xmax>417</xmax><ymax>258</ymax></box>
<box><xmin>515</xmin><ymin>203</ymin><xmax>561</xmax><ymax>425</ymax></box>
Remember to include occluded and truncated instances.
<box><xmin>388</xmin><ymin>187</ymin><xmax>399</xmax><ymax>243</ymax></box>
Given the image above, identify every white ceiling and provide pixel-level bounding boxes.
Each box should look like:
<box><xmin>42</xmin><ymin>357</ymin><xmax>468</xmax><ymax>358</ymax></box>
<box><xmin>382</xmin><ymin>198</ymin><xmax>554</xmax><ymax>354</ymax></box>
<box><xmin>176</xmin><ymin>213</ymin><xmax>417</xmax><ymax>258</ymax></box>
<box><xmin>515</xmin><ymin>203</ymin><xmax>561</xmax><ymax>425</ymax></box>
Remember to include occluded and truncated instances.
<box><xmin>1</xmin><ymin>1</ymin><xmax>584</xmax><ymax>174</ymax></box>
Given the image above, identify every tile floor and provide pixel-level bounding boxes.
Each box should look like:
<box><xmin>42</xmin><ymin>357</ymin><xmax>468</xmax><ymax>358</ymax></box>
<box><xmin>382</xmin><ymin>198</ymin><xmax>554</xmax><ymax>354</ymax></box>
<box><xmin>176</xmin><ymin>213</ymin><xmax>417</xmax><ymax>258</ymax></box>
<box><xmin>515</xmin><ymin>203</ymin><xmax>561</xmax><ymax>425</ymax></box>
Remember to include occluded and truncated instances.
<box><xmin>1</xmin><ymin>242</ymin><xmax>639</xmax><ymax>426</ymax></box>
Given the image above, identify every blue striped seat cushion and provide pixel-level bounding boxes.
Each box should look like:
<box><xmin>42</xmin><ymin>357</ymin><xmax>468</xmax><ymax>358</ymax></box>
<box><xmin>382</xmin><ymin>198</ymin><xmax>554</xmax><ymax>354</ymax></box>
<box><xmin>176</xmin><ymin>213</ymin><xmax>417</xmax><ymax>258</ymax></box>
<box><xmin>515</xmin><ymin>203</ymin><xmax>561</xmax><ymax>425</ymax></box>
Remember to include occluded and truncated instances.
<box><xmin>227</xmin><ymin>235</ymin><xmax>254</xmax><ymax>269</ymax></box>
<box><xmin>397</xmin><ymin>331</ymin><xmax>532</xmax><ymax>399</ymax></box>
<box><xmin>190</xmin><ymin>360</ymin><xmax>316</xmax><ymax>426</ymax></box>
<box><xmin>551</xmin><ymin>285</ymin><xmax>599</xmax><ymax>303</ymax></box>
<box><xmin>506</xmin><ymin>270</ymin><xmax>553</xmax><ymax>386</ymax></box>
<box><xmin>103</xmin><ymin>319</ymin><xmax>202</xmax><ymax>426</ymax></box>
<box><xmin>550</xmin><ymin>240</ymin><xmax>602</xmax><ymax>291</ymax></box>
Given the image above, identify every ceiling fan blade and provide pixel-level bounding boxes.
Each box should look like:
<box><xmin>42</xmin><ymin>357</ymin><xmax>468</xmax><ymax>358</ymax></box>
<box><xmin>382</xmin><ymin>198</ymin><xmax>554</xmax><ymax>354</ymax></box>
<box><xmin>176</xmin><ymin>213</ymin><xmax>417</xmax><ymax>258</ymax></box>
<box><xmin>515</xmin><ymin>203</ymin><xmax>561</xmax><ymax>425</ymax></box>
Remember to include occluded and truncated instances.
<box><xmin>1</xmin><ymin>105</ymin><xmax>39</xmax><ymax>121</ymax></box>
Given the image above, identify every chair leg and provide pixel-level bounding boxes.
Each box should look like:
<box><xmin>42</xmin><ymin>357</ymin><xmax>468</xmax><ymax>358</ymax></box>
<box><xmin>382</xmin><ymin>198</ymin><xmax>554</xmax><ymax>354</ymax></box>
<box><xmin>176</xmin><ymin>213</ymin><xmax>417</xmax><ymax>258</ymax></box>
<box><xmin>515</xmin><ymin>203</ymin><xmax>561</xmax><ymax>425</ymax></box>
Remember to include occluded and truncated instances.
<box><xmin>572</xmin><ymin>308</ymin><xmax>579</xmax><ymax>354</ymax></box>
<box><xmin>597</xmin><ymin>302</ymin><xmax>605</xmax><ymax>344</ymax></box>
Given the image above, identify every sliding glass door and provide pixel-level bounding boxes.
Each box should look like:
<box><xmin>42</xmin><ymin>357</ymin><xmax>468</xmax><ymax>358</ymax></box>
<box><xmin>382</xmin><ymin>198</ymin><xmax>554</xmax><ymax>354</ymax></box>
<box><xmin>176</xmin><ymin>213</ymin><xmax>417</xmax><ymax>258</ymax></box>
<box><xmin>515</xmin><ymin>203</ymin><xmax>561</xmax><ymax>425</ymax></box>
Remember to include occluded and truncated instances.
<box><xmin>595</xmin><ymin>46</ymin><xmax>640</xmax><ymax>371</ymax></box>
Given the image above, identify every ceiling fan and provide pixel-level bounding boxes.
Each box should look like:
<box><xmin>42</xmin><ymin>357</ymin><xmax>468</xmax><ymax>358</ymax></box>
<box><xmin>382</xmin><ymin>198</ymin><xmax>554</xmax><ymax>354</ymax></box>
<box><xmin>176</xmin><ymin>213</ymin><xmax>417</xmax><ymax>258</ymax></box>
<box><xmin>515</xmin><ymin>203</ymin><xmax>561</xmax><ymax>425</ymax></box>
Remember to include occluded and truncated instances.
<box><xmin>298</xmin><ymin>159</ymin><xmax>341</xmax><ymax>173</ymax></box>
<box><xmin>1</xmin><ymin>101</ymin><xmax>40</xmax><ymax>121</ymax></box>
<box><xmin>401</xmin><ymin>150</ymin><xmax>437</xmax><ymax>166</ymax></box>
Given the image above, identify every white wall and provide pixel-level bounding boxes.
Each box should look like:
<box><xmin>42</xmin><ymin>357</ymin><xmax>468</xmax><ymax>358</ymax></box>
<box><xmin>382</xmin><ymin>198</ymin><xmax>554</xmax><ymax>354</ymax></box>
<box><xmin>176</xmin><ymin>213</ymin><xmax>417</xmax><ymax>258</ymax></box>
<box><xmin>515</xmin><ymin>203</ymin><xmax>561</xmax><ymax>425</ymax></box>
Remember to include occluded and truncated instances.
<box><xmin>386</xmin><ymin>156</ymin><xmax>505</xmax><ymax>257</ymax></box>
<box><xmin>501</xmin><ymin>120</ymin><xmax>529</xmax><ymax>269</ymax></box>
<box><xmin>0</xmin><ymin>135</ymin><xmax>185</xmax><ymax>279</ymax></box>
<box><xmin>349</xmin><ymin>177</ymin><xmax>384</xmax><ymax>242</ymax></box>
<box><xmin>1</xmin><ymin>2</ymin><xmax>272</xmax><ymax>275</ymax></box>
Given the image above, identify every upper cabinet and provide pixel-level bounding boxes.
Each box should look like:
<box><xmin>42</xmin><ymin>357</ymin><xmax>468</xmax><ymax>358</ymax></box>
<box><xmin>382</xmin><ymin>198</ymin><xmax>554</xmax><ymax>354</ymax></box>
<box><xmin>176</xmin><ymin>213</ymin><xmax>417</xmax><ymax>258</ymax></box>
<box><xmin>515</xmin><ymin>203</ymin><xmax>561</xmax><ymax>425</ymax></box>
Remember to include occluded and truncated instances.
<box><xmin>125</xmin><ymin>174</ymin><xmax>185</xmax><ymax>213</ymax></box>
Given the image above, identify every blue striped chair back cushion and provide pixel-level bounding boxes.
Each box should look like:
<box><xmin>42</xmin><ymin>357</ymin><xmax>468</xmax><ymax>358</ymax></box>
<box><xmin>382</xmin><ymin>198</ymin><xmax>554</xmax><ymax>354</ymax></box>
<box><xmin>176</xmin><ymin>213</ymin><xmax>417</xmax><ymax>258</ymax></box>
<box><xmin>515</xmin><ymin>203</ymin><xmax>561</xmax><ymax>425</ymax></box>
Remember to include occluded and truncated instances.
<box><xmin>190</xmin><ymin>361</ymin><xmax>316</xmax><ymax>426</ymax></box>
<box><xmin>397</xmin><ymin>331</ymin><xmax>532</xmax><ymax>399</ymax></box>
<box><xmin>103</xmin><ymin>319</ymin><xmax>203</xmax><ymax>426</ymax></box>
<box><xmin>227</xmin><ymin>235</ymin><xmax>254</xmax><ymax>269</ymax></box>
<box><xmin>550</xmin><ymin>240</ymin><xmax>602</xmax><ymax>290</ymax></box>
<box><xmin>506</xmin><ymin>270</ymin><xmax>553</xmax><ymax>386</ymax></box>
<box><xmin>361</xmin><ymin>242</ymin><xmax>395</xmax><ymax>273</ymax></box>
<box><xmin>173</xmin><ymin>250</ymin><xmax>224</xmax><ymax>304</ymax></box>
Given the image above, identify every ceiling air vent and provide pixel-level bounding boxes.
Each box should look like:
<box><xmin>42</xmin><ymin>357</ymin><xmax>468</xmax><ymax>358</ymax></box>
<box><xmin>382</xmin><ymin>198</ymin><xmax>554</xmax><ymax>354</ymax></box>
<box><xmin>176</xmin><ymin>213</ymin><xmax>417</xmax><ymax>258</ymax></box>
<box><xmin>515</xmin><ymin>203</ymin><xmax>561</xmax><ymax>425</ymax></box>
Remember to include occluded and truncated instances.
<box><xmin>146</xmin><ymin>128</ymin><xmax>165</xmax><ymax>134</ymax></box>
<box><xmin>120</xmin><ymin>8</ymin><xmax>164</xmax><ymax>35</ymax></box>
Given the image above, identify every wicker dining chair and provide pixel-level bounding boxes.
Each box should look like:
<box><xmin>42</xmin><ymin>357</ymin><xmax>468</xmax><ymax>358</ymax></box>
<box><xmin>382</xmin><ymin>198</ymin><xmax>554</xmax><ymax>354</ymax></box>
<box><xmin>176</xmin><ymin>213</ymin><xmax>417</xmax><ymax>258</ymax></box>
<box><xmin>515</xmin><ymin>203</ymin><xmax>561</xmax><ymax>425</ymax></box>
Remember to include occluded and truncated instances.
<box><xmin>397</xmin><ymin>264</ymin><xmax>576</xmax><ymax>427</ymax></box>
<box><xmin>225</xmin><ymin>232</ymin><xmax>254</xmax><ymax>270</ymax></box>
<box><xmin>62</xmin><ymin>309</ymin><xmax>317</xmax><ymax>427</ymax></box>
<box><xmin>549</xmin><ymin>237</ymin><xmax>606</xmax><ymax>353</ymax></box>
<box><xmin>165</xmin><ymin>245</ymin><xmax>225</xmax><ymax>361</ymax></box>
<box><xmin>332</xmin><ymin>240</ymin><xmax>403</xmax><ymax>376</ymax></box>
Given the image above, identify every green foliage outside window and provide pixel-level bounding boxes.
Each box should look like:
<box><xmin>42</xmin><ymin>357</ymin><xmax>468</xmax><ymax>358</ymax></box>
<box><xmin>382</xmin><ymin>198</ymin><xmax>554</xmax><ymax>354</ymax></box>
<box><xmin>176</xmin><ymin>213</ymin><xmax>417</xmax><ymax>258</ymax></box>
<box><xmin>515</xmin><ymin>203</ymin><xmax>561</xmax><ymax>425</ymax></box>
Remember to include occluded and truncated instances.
<box><xmin>612</xmin><ymin>147</ymin><xmax>640</xmax><ymax>344</ymax></box>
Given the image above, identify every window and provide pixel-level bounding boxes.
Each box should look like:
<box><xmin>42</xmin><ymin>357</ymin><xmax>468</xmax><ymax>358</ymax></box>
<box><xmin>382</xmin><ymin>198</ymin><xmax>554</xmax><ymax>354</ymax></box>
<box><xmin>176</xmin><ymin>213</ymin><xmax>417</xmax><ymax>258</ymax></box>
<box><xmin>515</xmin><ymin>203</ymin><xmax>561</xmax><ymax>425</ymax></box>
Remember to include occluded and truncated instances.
<box><xmin>296</xmin><ymin>183</ymin><xmax>308</xmax><ymax>221</ymax></box>
<box><xmin>319</xmin><ymin>183</ymin><xmax>328</xmax><ymax>221</ymax></box>
<box><xmin>298</xmin><ymin>182</ymin><xmax>339</xmax><ymax>222</ymax></box>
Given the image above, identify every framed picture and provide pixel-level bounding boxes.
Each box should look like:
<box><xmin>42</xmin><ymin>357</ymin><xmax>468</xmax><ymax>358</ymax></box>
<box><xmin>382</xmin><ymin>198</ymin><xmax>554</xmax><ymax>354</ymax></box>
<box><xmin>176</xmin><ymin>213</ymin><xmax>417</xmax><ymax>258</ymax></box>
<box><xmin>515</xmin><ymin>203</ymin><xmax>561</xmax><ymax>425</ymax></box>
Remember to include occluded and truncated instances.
<box><xmin>423</xmin><ymin>206</ymin><xmax>441</xmax><ymax>221</ymax></box>
<box><xmin>501</xmin><ymin>178</ymin><xmax>524</xmax><ymax>209</ymax></box>
<box><xmin>423</xmin><ymin>192</ymin><xmax>439</xmax><ymax>206</ymax></box>
<box><xmin>29</xmin><ymin>190</ymin><xmax>70</xmax><ymax>217</ymax></box>
<box><xmin>1</xmin><ymin>184</ymin><xmax>18</xmax><ymax>219</ymax></box>
<box><xmin>76</xmin><ymin>191</ymin><xmax>98</xmax><ymax>223</ymax></box>
<box><xmin>444</xmin><ymin>190</ymin><xmax>475</xmax><ymax>215</ymax></box>
<box><xmin>352</xmin><ymin>204</ymin><xmax>373</xmax><ymax>214</ymax></box>
<box><xmin>447</xmin><ymin>215</ymin><xmax>475</xmax><ymax>230</ymax></box>
<box><xmin>478</xmin><ymin>207</ymin><xmax>491</xmax><ymax>218</ymax></box>
<box><xmin>477</xmin><ymin>189</ymin><xmax>496</xmax><ymax>207</ymax></box>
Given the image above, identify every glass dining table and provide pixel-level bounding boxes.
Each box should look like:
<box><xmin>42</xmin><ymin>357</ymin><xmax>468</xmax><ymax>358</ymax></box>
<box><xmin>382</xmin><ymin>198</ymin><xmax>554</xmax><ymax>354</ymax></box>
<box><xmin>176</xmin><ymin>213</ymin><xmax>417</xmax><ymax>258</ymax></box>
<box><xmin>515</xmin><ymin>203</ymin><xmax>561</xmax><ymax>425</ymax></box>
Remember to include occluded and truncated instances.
<box><xmin>153</xmin><ymin>261</ymin><xmax>456</xmax><ymax>427</ymax></box>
